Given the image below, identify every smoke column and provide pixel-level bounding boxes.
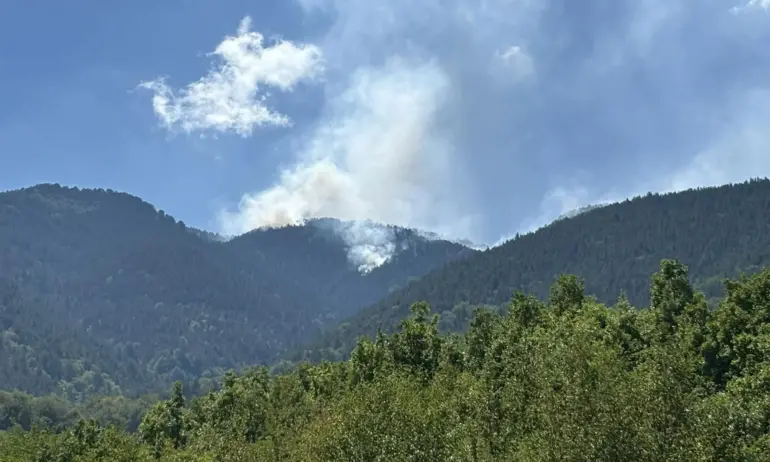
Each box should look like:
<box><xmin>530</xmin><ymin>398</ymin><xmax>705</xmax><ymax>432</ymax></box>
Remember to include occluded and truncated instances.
<box><xmin>219</xmin><ymin>58</ymin><xmax>476</xmax><ymax>270</ymax></box>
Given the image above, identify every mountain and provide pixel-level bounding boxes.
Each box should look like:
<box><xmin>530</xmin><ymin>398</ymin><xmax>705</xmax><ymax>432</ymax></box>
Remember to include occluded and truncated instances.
<box><xmin>227</xmin><ymin>218</ymin><xmax>476</xmax><ymax>322</ymax></box>
<box><xmin>0</xmin><ymin>184</ymin><xmax>472</xmax><ymax>398</ymax></box>
<box><xmin>300</xmin><ymin>178</ymin><xmax>770</xmax><ymax>361</ymax></box>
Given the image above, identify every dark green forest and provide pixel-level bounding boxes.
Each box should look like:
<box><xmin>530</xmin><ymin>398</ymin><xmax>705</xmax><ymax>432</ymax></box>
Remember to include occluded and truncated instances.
<box><xmin>302</xmin><ymin>178</ymin><xmax>770</xmax><ymax>362</ymax></box>
<box><xmin>0</xmin><ymin>184</ymin><xmax>471</xmax><ymax>397</ymax></box>
<box><xmin>4</xmin><ymin>260</ymin><xmax>770</xmax><ymax>460</ymax></box>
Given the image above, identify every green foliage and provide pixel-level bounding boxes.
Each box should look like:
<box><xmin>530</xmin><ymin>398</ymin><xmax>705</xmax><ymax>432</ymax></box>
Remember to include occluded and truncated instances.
<box><xmin>5</xmin><ymin>259</ymin><xmax>770</xmax><ymax>460</ymax></box>
<box><xmin>704</xmin><ymin>268</ymin><xmax>770</xmax><ymax>388</ymax></box>
<box><xmin>549</xmin><ymin>274</ymin><xmax>586</xmax><ymax>317</ymax></box>
<box><xmin>0</xmin><ymin>390</ymin><xmax>156</xmax><ymax>433</ymax></box>
<box><xmin>387</xmin><ymin>302</ymin><xmax>444</xmax><ymax>382</ymax></box>
<box><xmin>138</xmin><ymin>382</ymin><xmax>189</xmax><ymax>454</ymax></box>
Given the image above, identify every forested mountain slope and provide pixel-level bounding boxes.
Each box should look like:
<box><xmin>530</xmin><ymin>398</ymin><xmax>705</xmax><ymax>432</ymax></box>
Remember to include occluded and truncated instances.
<box><xmin>227</xmin><ymin>219</ymin><xmax>476</xmax><ymax>322</ymax></box>
<box><xmin>0</xmin><ymin>184</ymin><xmax>471</xmax><ymax>397</ymax></box>
<box><xmin>303</xmin><ymin>178</ymin><xmax>770</xmax><ymax>361</ymax></box>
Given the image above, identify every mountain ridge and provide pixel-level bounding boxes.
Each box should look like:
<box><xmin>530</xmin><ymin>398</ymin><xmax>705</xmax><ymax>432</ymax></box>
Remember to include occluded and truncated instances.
<box><xmin>6</xmin><ymin>179</ymin><xmax>770</xmax><ymax>397</ymax></box>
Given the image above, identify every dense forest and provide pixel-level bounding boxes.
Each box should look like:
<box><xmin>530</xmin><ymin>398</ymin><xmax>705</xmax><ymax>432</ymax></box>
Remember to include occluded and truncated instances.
<box><xmin>4</xmin><ymin>260</ymin><xmax>770</xmax><ymax>460</ymax></box>
<box><xmin>0</xmin><ymin>184</ymin><xmax>471</xmax><ymax>397</ymax></box>
<box><xmin>301</xmin><ymin>178</ymin><xmax>770</xmax><ymax>362</ymax></box>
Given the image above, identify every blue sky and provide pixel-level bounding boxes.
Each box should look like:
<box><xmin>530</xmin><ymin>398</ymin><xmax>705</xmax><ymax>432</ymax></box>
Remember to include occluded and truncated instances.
<box><xmin>2</xmin><ymin>0</ymin><xmax>770</xmax><ymax>246</ymax></box>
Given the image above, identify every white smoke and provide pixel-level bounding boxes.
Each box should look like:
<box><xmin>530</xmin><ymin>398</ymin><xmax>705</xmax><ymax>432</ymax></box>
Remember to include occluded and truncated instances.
<box><xmin>219</xmin><ymin>57</ymin><xmax>476</xmax><ymax>270</ymax></box>
<box><xmin>336</xmin><ymin>221</ymin><xmax>397</xmax><ymax>273</ymax></box>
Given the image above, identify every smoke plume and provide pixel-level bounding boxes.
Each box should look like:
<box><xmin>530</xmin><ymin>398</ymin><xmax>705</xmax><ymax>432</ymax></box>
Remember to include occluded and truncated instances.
<box><xmin>219</xmin><ymin>58</ymin><xmax>476</xmax><ymax>270</ymax></box>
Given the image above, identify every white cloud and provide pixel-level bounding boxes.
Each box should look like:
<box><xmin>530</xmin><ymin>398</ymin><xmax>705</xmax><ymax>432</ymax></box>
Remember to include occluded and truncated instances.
<box><xmin>745</xmin><ymin>0</ymin><xmax>770</xmax><ymax>10</ymax></box>
<box><xmin>731</xmin><ymin>0</ymin><xmax>770</xmax><ymax>13</ymax></box>
<box><xmin>491</xmin><ymin>45</ymin><xmax>535</xmax><ymax>84</ymax></box>
<box><xmin>219</xmin><ymin>58</ymin><xmax>477</xmax><ymax>269</ymax></box>
<box><xmin>139</xmin><ymin>17</ymin><xmax>323</xmax><ymax>137</ymax></box>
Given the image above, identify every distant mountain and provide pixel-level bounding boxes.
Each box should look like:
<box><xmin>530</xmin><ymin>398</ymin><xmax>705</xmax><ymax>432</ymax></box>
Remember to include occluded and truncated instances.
<box><xmin>299</xmin><ymin>178</ymin><xmax>770</xmax><ymax>362</ymax></box>
<box><xmin>0</xmin><ymin>184</ymin><xmax>472</xmax><ymax>398</ymax></box>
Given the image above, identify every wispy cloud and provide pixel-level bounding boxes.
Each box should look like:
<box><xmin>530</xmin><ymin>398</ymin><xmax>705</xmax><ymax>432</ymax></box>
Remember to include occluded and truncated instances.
<box><xmin>139</xmin><ymin>17</ymin><xmax>323</xmax><ymax>137</ymax></box>
<box><xmin>491</xmin><ymin>46</ymin><xmax>535</xmax><ymax>84</ymax></box>
<box><xmin>734</xmin><ymin>0</ymin><xmax>770</xmax><ymax>13</ymax></box>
